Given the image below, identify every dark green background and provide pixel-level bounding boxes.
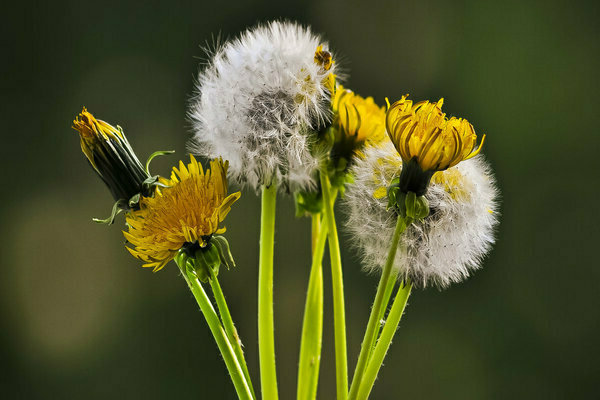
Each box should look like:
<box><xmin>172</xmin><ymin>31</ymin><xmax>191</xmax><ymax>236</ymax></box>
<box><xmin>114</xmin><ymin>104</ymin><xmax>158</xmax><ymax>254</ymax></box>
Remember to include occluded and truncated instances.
<box><xmin>2</xmin><ymin>0</ymin><xmax>598</xmax><ymax>398</ymax></box>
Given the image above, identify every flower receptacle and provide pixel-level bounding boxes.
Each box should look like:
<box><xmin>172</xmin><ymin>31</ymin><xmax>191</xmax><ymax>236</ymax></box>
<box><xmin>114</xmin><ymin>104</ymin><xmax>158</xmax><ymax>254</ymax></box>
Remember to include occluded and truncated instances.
<box><xmin>175</xmin><ymin>236</ymin><xmax>236</xmax><ymax>283</ymax></box>
<box><xmin>387</xmin><ymin>179</ymin><xmax>430</xmax><ymax>221</ymax></box>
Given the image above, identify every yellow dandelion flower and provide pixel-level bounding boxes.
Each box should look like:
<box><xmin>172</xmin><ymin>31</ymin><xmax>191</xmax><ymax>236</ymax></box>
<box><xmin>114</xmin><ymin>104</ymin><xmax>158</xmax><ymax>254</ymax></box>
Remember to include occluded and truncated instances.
<box><xmin>385</xmin><ymin>97</ymin><xmax>485</xmax><ymax>172</ymax></box>
<box><xmin>384</xmin><ymin>96</ymin><xmax>486</xmax><ymax>196</ymax></box>
<box><xmin>72</xmin><ymin>107</ymin><xmax>149</xmax><ymax>206</ymax></box>
<box><xmin>333</xmin><ymin>86</ymin><xmax>386</xmax><ymax>146</ymax></box>
<box><xmin>124</xmin><ymin>156</ymin><xmax>241</xmax><ymax>272</ymax></box>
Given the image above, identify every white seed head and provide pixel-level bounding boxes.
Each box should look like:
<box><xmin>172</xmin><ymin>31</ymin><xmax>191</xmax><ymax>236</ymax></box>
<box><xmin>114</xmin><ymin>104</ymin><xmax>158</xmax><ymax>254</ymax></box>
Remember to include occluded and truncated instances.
<box><xmin>344</xmin><ymin>141</ymin><xmax>499</xmax><ymax>289</ymax></box>
<box><xmin>188</xmin><ymin>21</ymin><xmax>336</xmax><ymax>192</ymax></box>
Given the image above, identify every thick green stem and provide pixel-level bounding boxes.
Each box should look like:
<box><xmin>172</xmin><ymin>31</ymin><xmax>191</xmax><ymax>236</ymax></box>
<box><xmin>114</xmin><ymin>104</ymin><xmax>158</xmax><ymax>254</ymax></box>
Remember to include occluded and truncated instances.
<box><xmin>181</xmin><ymin>270</ymin><xmax>253</xmax><ymax>400</ymax></box>
<box><xmin>297</xmin><ymin>214</ymin><xmax>328</xmax><ymax>400</ymax></box>
<box><xmin>356</xmin><ymin>282</ymin><xmax>413</xmax><ymax>400</ymax></box>
<box><xmin>348</xmin><ymin>215</ymin><xmax>410</xmax><ymax>400</ymax></box>
<box><xmin>320</xmin><ymin>170</ymin><xmax>348</xmax><ymax>400</ymax></box>
<box><xmin>208</xmin><ymin>268</ymin><xmax>256</xmax><ymax>399</ymax></box>
<box><xmin>258</xmin><ymin>184</ymin><xmax>278</xmax><ymax>400</ymax></box>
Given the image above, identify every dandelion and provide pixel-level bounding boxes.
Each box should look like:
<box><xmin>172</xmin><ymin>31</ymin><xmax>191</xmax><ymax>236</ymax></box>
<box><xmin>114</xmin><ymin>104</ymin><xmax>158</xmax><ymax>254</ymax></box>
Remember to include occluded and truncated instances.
<box><xmin>345</xmin><ymin>139</ymin><xmax>498</xmax><ymax>288</ymax></box>
<box><xmin>124</xmin><ymin>156</ymin><xmax>240</xmax><ymax>272</ymax></box>
<box><xmin>347</xmin><ymin>129</ymin><xmax>497</xmax><ymax>398</ymax></box>
<box><xmin>332</xmin><ymin>86</ymin><xmax>386</xmax><ymax>150</ymax></box>
<box><xmin>189</xmin><ymin>21</ymin><xmax>338</xmax><ymax>397</ymax></box>
<box><xmin>189</xmin><ymin>21</ymin><xmax>337</xmax><ymax>192</ymax></box>
<box><xmin>328</xmin><ymin>86</ymin><xmax>386</xmax><ymax>178</ymax></box>
<box><xmin>294</xmin><ymin>86</ymin><xmax>386</xmax><ymax>214</ymax></box>
<box><xmin>385</xmin><ymin>97</ymin><xmax>485</xmax><ymax>196</ymax></box>
<box><xmin>72</xmin><ymin>107</ymin><xmax>150</xmax><ymax>209</ymax></box>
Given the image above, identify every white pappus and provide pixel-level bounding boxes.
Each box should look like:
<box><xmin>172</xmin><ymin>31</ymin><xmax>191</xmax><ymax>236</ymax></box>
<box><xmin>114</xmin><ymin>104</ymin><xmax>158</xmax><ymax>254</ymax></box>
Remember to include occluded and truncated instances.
<box><xmin>344</xmin><ymin>141</ymin><xmax>500</xmax><ymax>289</ymax></box>
<box><xmin>188</xmin><ymin>21</ymin><xmax>336</xmax><ymax>192</ymax></box>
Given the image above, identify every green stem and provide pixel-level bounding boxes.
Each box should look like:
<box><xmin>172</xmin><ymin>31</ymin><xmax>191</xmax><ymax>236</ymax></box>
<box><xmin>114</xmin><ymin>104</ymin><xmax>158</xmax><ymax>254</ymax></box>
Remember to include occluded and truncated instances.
<box><xmin>258</xmin><ymin>184</ymin><xmax>278</xmax><ymax>400</ymax></box>
<box><xmin>297</xmin><ymin>213</ymin><xmax>328</xmax><ymax>400</ymax></box>
<box><xmin>320</xmin><ymin>170</ymin><xmax>348</xmax><ymax>400</ymax></box>
<box><xmin>208</xmin><ymin>268</ymin><xmax>256</xmax><ymax>399</ymax></box>
<box><xmin>368</xmin><ymin>268</ymin><xmax>399</xmax><ymax>362</ymax></box>
<box><xmin>348</xmin><ymin>215</ymin><xmax>410</xmax><ymax>400</ymax></box>
<box><xmin>181</xmin><ymin>270</ymin><xmax>253</xmax><ymax>400</ymax></box>
<box><xmin>356</xmin><ymin>282</ymin><xmax>413</xmax><ymax>400</ymax></box>
<box><xmin>311</xmin><ymin>213</ymin><xmax>321</xmax><ymax>254</ymax></box>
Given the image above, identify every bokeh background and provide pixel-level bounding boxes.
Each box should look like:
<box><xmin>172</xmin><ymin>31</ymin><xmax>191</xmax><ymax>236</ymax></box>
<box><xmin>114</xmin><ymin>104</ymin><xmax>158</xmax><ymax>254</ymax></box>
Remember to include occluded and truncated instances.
<box><xmin>2</xmin><ymin>0</ymin><xmax>598</xmax><ymax>398</ymax></box>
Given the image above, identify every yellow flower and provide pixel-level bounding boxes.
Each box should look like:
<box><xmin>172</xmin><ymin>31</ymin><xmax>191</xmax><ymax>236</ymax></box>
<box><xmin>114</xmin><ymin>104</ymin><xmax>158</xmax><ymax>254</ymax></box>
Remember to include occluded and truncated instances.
<box><xmin>333</xmin><ymin>86</ymin><xmax>386</xmax><ymax>146</ymax></box>
<box><xmin>124</xmin><ymin>156</ymin><xmax>241</xmax><ymax>272</ymax></box>
<box><xmin>385</xmin><ymin>97</ymin><xmax>485</xmax><ymax>172</ymax></box>
<box><xmin>72</xmin><ymin>107</ymin><xmax>149</xmax><ymax>206</ymax></box>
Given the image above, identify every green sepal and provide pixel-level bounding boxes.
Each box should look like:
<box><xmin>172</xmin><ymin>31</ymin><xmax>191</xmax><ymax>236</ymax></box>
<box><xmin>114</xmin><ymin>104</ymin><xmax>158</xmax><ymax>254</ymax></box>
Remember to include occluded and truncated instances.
<box><xmin>141</xmin><ymin>175</ymin><xmax>170</xmax><ymax>196</ymax></box>
<box><xmin>128</xmin><ymin>193</ymin><xmax>141</xmax><ymax>209</ymax></box>
<box><xmin>145</xmin><ymin>150</ymin><xmax>175</xmax><ymax>175</ymax></box>
<box><xmin>328</xmin><ymin>165</ymin><xmax>354</xmax><ymax>196</ymax></box>
<box><xmin>386</xmin><ymin>179</ymin><xmax>430</xmax><ymax>221</ymax></box>
<box><xmin>212</xmin><ymin>235</ymin><xmax>236</xmax><ymax>270</ymax></box>
<box><xmin>175</xmin><ymin>245</ymin><xmax>221</xmax><ymax>283</ymax></box>
<box><xmin>294</xmin><ymin>190</ymin><xmax>323</xmax><ymax>217</ymax></box>
<box><xmin>92</xmin><ymin>199</ymin><xmax>127</xmax><ymax>225</ymax></box>
<box><xmin>386</xmin><ymin>177</ymin><xmax>401</xmax><ymax>211</ymax></box>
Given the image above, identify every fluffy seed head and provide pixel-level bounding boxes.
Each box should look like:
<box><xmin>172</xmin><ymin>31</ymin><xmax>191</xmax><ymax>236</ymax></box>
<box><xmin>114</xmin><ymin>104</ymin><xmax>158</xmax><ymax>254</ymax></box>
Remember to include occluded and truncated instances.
<box><xmin>344</xmin><ymin>141</ymin><xmax>499</xmax><ymax>289</ymax></box>
<box><xmin>189</xmin><ymin>21</ymin><xmax>337</xmax><ymax>192</ymax></box>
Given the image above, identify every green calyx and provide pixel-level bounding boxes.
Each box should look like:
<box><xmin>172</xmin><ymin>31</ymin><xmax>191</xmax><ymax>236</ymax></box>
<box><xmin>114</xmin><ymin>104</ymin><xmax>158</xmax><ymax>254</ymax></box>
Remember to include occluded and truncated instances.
<box><xmin>387</xmin><ymin>178</ymin><xmax>430</xmax><ymax>220</ymax></box>
<box><xmin>397</xmin><ymin>157</ymin><xmax>435</xmax><ymax>197</ymax></box>
<box><xmin>294</xmin><ymin>189</ymin><xmax>323</xmax><ymax>217</ymax></box>
<box><xmin>293</xmin><ymin>159</ymin><xmax>353</xmax><ymax>218</ymax></box>
<box><xmin>174</xmin><ymin>236</ymin><xmax>236</xmax><ymax>283</ymax></box>
<box><xmin>93</xmin><ymin>152</ymin><xmax>174</xmax><ymax>225</ymax></box>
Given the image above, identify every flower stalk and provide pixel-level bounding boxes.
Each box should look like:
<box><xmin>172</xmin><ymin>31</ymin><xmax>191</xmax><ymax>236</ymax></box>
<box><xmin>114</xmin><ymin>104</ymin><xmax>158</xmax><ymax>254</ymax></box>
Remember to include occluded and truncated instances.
<box><xmin>297</xmin><ymin>213</ymin><xmax>328</xmax><ymax>400</ymax></box>
<box><xmin>320</xmin><ymin>169</ymin><xmax>348</xmax><ymax>400</ymax></box>
<box><xmin>176</xmin><ymin>257</ymin><xmax>253</xmax><ymax>400</ymax></box>
<box><xmin>348</xmin><ymin>215</ymin><xmax>411</xmax><ymax>400</ymax></box>
<box><xmin>356</xmin><ymin>281</ymin><xmax>412</xmax><ymax>400</ymax></box>
<box><xmin>207</xmin><ymin>266</ymin><xmax>256</xmax><ymax>399</ymax></box>
<box><xmin>258</xmin><ymin>184</ymin><xmax>279</xmax><ymax>399</ymax></box>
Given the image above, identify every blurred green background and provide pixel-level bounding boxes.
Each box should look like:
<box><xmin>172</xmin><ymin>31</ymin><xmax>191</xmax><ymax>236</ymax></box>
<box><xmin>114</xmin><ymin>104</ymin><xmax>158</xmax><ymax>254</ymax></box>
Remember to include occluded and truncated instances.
<box><xmin>2</xmin><ymin>0</ymin><xmax>598</xmax><ymax>398</ymax></box>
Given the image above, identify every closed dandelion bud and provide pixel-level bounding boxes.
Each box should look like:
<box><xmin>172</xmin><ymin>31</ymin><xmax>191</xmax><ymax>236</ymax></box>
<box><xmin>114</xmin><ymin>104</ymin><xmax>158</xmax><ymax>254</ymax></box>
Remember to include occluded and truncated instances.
<box><xmin>344</xmin><ymin>141</ymin><xmax>499</xmax><ymax>288</ymax></box>
<box><xmin>124</xmin><ymin>156</ymin><xmax>241</xmax><ymax>272</ymax></box>
<box><xmin>72</xmin><ymin>108</ymin><xmax>150</xmax><ymax>208</ymax></box>
<box><xmin>189</xmin><ymin>21</ymin><xmax>337</xmax><ymax>192</ymax></box>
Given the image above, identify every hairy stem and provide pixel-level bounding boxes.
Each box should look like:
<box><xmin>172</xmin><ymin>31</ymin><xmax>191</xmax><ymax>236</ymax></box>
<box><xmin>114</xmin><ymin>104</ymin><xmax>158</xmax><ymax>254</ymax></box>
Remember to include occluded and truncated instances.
<box><xmin>356</xmin><ymin>282</ymin><xmax>412</xmax><ymax>400</ymax></box>
<box><xmin>208</xmin><ymin>268</ymin><xmax>256</xmax><ymax>399</ymax></box>
<box><xmin>181</xmin><ymin>270</ymin><xmax>253</xmax><ymax>400</ymax></box>
<box><xmin>348</xmin><ymin>215</ymin><xmax>410</xmax><ymax>400</ymax></box>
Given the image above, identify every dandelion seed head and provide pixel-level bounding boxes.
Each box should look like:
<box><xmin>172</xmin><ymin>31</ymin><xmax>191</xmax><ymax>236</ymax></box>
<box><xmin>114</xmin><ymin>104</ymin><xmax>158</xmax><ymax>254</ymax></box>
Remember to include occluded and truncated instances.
<box><xmin>344</xmin><ymin>141</ymin><xmax>499</xmax><ymax>289</ymax></box>
<box><xmin>189</xmin><ymin>21</ymin><xmax>337</xmax><ymax>192</ymax></box>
